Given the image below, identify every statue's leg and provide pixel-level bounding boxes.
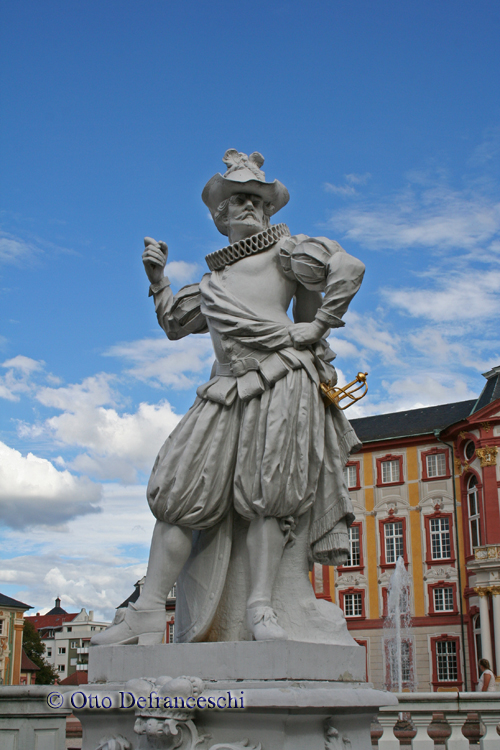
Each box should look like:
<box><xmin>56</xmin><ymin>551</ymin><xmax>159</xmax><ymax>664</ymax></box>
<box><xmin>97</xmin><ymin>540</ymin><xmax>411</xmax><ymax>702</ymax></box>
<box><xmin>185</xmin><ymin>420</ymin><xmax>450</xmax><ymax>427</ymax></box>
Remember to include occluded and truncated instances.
<box><xmin>91</xmin><ymin>521</ymin><xmax>192</xmax><ymax>646</ymax></box>
<box><xmin>246</xmin><ymin>516</ymin><xmax>288</xmax><ymax>640</ymax></box>
<box><xmin>137</xmin><ymin>521</ymin><xmax>192</xmax><ymax>609</ymax></box>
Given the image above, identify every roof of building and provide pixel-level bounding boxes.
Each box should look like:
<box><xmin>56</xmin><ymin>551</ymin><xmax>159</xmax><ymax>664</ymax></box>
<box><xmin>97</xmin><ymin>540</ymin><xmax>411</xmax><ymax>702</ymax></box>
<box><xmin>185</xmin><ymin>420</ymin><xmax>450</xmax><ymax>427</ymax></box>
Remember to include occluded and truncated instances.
<box><xmin>350</xmin><ymin>400</ymin><xmax>476</xmax><ymax>443</ymax></box>
<box><xmin>472</xmin><ymin>366</ymin><xmax>500</xmax><ymax>414</ymax></box>
<box><xmin>0</xmin><ymin>593</ymin><xmax>32</xmax><ymax>611</ymax></box>
<box><xmin>59</xmin><ymin>670</ymin><xmax>88</xmax><ymax>685</ymax></box>
<box><xmin>117</xmin><ymin>580</ymin><xmax>141</xmax><ymax>610</ymax></box>
<box><xmin>21</xmin><ymin>650</ymin><xmax>40</xmax><ymax>672</ymax></box>
<box><xmin>45</xmin><ymin>606</ymin><xmax>67</xmax><ymax>615</ymax></box>
<box><xmin>349</xmin><ymin>365</ymin><xmax>500</xmax><ymax>444</ymax></box>
<box><xmin>26</xmin><ymin>612</ymin><xmax>78</xmax><ymax>631</ymax></box>
<box><xmin>44</xmin><ymin>597</ymin><xmax>68</xmax><ymax>616</ymax></box>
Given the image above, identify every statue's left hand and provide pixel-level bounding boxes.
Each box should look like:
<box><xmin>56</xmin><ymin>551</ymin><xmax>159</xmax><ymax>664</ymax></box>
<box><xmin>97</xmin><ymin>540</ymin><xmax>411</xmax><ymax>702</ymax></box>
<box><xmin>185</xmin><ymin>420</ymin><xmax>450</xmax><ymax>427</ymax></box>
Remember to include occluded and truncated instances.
<box><xmin>289</xmin><ymin>320</ymin><xmax>329</xmax><ymax>349</ymax></box>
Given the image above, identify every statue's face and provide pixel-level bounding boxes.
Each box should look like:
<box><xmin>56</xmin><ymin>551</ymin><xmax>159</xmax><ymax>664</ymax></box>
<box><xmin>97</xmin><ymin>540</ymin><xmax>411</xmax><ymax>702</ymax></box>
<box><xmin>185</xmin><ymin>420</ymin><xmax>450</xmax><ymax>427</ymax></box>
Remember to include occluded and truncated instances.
<box><xmin>227</xmin><ymin>193</ymin><xmax>266</xmax><ymax>237</ymax></box>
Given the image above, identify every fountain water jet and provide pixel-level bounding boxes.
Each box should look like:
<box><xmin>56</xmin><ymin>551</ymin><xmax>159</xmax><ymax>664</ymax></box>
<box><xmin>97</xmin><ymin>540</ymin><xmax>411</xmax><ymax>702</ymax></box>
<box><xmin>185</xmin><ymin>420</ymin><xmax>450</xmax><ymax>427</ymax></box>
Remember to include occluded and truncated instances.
<box><xmin>384</xmin><ymin>555</ymin><xmax>415</xmax><ymax>692</ymax></box>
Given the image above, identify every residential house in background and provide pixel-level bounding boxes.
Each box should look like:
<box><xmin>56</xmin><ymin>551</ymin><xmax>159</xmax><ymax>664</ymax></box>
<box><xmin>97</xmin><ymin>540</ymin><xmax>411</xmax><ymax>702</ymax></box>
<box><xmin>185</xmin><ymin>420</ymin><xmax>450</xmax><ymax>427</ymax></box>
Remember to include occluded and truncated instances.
<box><xmin>0</xmin><ymin>593</ymin><xmax>32</xmax><ymax>685</ymax></box>
<box><xmin>26</xmin><ymin>598</ymin><xmax>110</xmax><ymax>681</ymax></box>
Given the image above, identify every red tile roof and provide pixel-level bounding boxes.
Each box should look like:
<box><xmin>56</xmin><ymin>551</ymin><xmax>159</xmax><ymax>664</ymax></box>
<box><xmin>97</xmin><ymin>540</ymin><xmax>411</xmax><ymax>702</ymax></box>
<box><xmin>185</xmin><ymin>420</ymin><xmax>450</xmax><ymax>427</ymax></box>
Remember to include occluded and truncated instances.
<box><xmin>25</xmin><ymin>612</ymin><xmax>78</xmax><ymax>630</ymax></box>
<box><xmin>59</xmin><ymin>670</ymin><xmax>88</xmax><ymax>685</ymax></box>
<box><xmin>21</xmin><ymin>650</ymin><xmax>40</xmax><ymax>672</ymax></box>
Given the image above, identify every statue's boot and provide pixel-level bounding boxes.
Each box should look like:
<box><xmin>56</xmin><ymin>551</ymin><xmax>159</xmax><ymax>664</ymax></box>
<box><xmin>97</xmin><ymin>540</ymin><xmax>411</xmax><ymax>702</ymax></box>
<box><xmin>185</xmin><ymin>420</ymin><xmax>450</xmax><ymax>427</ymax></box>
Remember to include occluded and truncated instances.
<box><xmin>247</xmin><ymin>605</ymin><xmax>288</xmax><ymax>641</ymax></box>
<box><xmin>90</xmin><ymin>603</ymin><xmax>166</xmax><ymax>646</ymax></box>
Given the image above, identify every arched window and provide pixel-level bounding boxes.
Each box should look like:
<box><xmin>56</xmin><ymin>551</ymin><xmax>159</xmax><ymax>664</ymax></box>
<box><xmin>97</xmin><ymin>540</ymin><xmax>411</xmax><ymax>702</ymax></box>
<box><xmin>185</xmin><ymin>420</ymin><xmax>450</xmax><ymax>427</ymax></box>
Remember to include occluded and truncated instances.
<box><xmin>467</xmin><ymin>475</ymin><xmax>481</xmax><ymax>549</ymax></box>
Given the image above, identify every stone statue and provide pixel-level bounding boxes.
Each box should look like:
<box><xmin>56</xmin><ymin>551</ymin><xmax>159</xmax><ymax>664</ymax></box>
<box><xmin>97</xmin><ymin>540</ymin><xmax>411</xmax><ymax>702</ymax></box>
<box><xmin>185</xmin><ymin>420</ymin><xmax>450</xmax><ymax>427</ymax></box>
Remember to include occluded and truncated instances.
<box><xmin>92</xmin><ymin>150</ymin><xmax>365</xmax><ymax>647</ymax></box>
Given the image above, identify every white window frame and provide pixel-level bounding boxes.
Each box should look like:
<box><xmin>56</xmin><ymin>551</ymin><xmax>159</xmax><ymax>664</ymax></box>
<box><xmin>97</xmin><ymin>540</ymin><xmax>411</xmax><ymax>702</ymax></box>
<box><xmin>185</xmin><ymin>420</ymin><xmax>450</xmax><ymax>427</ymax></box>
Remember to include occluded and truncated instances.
<box><xmin>168</xmin><ymin>622</ymin><xmax>175</xmax><ymax>643</ymax></box>
<box><xmin>430</xmin><ymin>517</ymin><xmax>451</xmax><ymax>560</ymax></box>
<box><xmin>384</xmin><ymin>521</ymin><xmax>404</xmax><ymax>564</ymax></box>
<box><xmin>345</xmin><ymin>525</ymin><xmax>360</xmax><ymax>567</ymax></box>
<box><xmin>433</xmin><ymin>586</ymin><xmax>454</xmax><ymax>612</ymax></box>
<box><xmin>168</xmin><ymin>584</ymin><xmax>177</xmax><ymax>599</ymax></box>
<box><xmin>426</xmin><ymin>452</ymin><xmax>447</xmax><ymax>478</ymax></box>
<box><xmin>343</xmin><ymin>592</ymin><xmax>363</xmax><ymax>617</ymax></box>
<box><xmin>344</xmin><ymin>464</ymin><xmax>358</xmax><ymax>489</ymax></box>
<box><xmin>381</xmin><ymin>459</ymin><xmax>400</xmax><ymax>484</ymax></box>
<box><xmin>436</xmin><ymin>640</ymin><xmax>458</xmax><ymax>682</ymax></box>
<box><xmin>58</xmin><ymin>647</ymin><xmax>66</xmax><ymax>654</ymax></box>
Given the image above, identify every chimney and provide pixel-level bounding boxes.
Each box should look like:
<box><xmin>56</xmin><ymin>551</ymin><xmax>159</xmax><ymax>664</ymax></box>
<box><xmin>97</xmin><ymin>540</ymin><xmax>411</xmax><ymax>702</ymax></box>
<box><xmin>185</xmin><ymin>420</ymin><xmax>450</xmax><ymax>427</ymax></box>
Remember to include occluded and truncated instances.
<box><xmin>55</xmin><ymin>597</ymin><xmax>61</xmax><ymax>608</ymax></box>
<box><xmin>89</xmin><ymin>610</ymin><xmax>94</xmax><ymax>621</ymax></box>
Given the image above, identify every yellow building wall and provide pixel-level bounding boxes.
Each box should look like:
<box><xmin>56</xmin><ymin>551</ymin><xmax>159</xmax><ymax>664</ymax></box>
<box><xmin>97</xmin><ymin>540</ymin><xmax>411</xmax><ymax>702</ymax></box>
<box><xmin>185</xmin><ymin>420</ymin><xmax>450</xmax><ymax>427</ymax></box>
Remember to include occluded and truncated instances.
<box><xmin>363</xmin><ymin>450</ymin><xmax>379</xmax><ymax>619</ymax></box>
<box><xmin>406</xmin><ymin>446</ymin><xmax>425</xmax><ymax>617</ymax></box>
<box><xmin>0</xmin><ymin>608</ymin><xmax>26</xmax><ymax>685</ymax></box>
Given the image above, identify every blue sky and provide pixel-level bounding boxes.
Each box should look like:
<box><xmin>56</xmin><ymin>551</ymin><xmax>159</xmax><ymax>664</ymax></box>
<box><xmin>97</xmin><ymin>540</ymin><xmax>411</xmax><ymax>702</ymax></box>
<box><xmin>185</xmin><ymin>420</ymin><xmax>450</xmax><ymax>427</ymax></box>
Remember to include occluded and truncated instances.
<box><xmin>1</xmin><ymin>1</ymin><xmax>499</xmax><ymax>618</ymax></box>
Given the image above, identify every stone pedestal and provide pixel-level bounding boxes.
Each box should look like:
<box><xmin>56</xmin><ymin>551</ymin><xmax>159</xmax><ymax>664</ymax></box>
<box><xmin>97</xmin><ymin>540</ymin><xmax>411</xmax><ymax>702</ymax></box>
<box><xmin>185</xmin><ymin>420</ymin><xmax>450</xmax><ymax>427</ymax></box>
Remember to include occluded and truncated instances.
<box><xmin>0</xmin><ymin>685</ymin><xmax>71</xmax><ymax>750</ymax></box>
<box><xmin>74</xmin><ymin>642</ymin><xmax>396</xmax><ymax>750</ymax></box>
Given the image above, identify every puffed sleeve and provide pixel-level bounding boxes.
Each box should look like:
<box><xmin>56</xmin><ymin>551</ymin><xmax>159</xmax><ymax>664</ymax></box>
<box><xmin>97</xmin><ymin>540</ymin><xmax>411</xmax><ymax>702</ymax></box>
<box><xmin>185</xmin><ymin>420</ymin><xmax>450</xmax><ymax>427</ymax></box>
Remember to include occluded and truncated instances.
<box><xmin>149</xmin><ymin>278</ymin><xmax>209</xmax><ymax>340</ymax></box>
<box><xmin>280</xmin><ymin>235</ymin><xmax>365</xmax><ymax>329</ymax></box>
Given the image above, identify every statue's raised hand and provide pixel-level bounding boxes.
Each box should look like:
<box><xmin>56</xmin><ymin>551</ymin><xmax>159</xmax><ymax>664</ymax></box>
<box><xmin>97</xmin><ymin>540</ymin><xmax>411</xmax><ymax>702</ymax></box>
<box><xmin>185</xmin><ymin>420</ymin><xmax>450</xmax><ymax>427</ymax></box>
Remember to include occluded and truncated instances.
<box><xmin>142</xmin><ymin>237</ymin><xmax>168</xmax><ymax>284</ymax></box>
<box><xmin>289</xmin><ymin>320</ymin><xmax>329</xmax><ymax>349</ymax></box>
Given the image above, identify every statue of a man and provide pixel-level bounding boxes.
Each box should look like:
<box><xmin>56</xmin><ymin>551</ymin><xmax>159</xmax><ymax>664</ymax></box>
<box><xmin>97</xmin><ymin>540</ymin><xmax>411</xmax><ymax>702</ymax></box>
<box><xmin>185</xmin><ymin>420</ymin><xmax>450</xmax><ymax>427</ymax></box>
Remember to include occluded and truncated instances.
<box><xmin>92</xmin><ymin>150</ymin><xmax>365</xmax><ymax>646</ymax></box>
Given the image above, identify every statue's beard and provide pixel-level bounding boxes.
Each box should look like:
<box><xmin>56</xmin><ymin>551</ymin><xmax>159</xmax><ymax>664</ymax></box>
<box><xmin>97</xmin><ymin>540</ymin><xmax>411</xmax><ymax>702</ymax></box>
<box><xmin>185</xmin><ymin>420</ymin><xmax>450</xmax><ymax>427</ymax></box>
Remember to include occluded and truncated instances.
<box><xmin>231</xmin><ymin>214</ymin><xmax>265</xmax><ymax>233</ymax></box>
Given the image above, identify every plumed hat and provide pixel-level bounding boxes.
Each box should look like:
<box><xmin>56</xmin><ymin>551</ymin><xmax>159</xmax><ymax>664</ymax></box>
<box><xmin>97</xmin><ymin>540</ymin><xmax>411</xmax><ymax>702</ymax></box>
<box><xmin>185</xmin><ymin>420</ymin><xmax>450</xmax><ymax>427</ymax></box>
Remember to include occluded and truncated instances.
<box><xmin>202</xmin><ymin>149</ymin><xmax>290</xmax><ymax>235</ymax></box>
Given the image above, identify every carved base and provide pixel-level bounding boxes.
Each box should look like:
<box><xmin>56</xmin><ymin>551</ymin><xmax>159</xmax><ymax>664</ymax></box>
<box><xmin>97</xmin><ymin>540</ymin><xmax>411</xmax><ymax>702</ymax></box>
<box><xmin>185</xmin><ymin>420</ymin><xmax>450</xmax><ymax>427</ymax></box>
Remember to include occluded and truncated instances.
<box><xmin>79</xmin><ymin>642</ymin><xmax>396</xmax><ymax>749</ymax></box>
<box><xmin>75</xmin><ymin>680</ymin><xmax>394</xmax><ymax>750</ymax></box>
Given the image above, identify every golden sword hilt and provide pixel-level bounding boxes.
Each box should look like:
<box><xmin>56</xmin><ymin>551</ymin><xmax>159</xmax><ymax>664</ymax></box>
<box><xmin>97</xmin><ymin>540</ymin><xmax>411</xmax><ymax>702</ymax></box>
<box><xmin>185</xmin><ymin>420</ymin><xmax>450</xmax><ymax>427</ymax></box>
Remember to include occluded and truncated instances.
<box><xmin>320</xmin><ymin>372</ymin><xmax>368</xmax><ymax>411</ymax></box>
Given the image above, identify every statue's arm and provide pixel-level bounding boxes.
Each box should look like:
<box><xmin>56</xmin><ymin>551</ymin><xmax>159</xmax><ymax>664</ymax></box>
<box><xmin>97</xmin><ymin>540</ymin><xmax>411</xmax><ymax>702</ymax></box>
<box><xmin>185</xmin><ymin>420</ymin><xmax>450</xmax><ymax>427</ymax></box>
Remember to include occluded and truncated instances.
<box><xmin>292</xmin><ymin>285</ymin><xmax>322</xmax><ymax>323</ymax></box>
<box><xmin>315</xmin><ymin>248</ymin><xmax>365</xmax><ymax>329</ymax></box>
<box><xmin>286</xmin><ymin>238</ymin><xmax>365</xmax><ymax>348</ymax></box>
<box><xmin>143</xmin><ymin>237</ymin><xmax>208</xmax><ymax>340</ymax></box>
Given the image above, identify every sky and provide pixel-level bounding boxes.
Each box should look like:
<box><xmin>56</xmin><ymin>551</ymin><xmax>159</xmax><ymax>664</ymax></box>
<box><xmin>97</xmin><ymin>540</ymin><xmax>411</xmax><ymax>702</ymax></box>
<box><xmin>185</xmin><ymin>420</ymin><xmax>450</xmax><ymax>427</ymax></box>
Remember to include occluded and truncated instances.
<box><xmin>1</xmin><ymin>1</ymin><xmax>499</xmax><ymax>619</ymax></box>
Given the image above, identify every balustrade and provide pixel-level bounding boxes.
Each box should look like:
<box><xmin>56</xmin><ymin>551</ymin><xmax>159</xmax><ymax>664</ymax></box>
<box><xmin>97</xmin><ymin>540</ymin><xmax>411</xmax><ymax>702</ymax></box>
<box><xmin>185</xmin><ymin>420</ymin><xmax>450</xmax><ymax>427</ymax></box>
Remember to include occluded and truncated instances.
<box><xmin>378</xmin><ymin>693</ymin><xmax>500</xmax><ymax>750</ymax></box>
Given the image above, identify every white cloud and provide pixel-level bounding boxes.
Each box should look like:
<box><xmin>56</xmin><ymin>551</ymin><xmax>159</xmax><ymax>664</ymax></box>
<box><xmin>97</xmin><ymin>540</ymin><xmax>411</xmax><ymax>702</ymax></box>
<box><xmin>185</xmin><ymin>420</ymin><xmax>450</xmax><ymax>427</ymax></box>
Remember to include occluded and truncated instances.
<box><xmin>383</xmin><ymin>269</ymin><xmax>500</xmax><ymax>322</ymax></box>
<box><xmin>324</xmin><ymin>182</ymin><xmax>357</xmax><ymax>197</ymax></box>
<box><xmin>0</xmin><ymin>232</ymin><xmax>37</xmax><ymax>265</ymax></box>
<box><xmin>2</xmin><ymin>355</ymin><xmax>44</xmax><ymax>373</ymax></box>
<box><xmin>59</xmin><ymin>401</ymin><xmax>180</xmax><ymax>482</ymax></box>
<box><xmin>0</xmin><ymin>483</ymin><xmax>155</xmax><ymax>620</ymax></box>
<box><xmin>165</xmin><ymin>260</ymin><xmax>201</xmax><ymax>285</ymax></box>
<box><xmin>374</xmin><ymin>374</ymin><xmax>477</xmax><ymax>414</ymax></box>
<box><xmin>345</xmin><ymin>173</ymin><xmax>371</xmax><ymax>185</ymax></box>
<box><xmin>330</xmin><ymin>312</ymin><xmax>401</xmax><ymax>366</ymax></box>
<box><xmin>35</xmin><ymin>373</ymin><xmax>116</xmax><ymax>411</ymax></box>
<box><xmin>105</xmin><ymin>335</ymin><xmax>214</xmax><ymax>390</ymax></box>
<box><xmin>324</xmin><ymin>173</ymin><xmax>371</xmax><ymax>198</ymax></box>
<box><xmin>0</xmin><ymin>355</ymin><xmax>45</xmax><ymax>401</ymax></box>
<box><xmin>0</xmin><ymin>441</ymin><xmax>101</xmax><ymax>528</ymax></box>
<box><xmin>21</xmin><ymin>374</ymin><xmax>181</xmax><ymax>482</ymax></box>
<box><xmin>329</xmin><ymin>182</ymin><xmax>500</xmax><ymax>252</ymax></box>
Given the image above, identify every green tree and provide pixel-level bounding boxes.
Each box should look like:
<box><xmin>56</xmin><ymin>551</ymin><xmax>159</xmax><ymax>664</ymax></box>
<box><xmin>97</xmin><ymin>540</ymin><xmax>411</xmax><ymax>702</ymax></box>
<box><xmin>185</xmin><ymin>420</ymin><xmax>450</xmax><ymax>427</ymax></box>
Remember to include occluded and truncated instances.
<box><xmin>22</xmin><ymin>621</ymin><xmax>60</xmax><ymax>684</ymax></box>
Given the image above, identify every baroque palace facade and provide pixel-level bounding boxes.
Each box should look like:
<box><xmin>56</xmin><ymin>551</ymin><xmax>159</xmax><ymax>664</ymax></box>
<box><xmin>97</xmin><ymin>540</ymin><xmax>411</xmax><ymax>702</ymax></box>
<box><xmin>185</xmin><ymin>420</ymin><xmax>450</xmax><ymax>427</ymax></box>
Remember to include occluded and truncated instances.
<box><xmin>311</xmin><ymin>365</ymin><xmax>500</xmax><ymax>691</ymax></box>
<box><xmin>0</xmin><ymin>593</ymin><xmax>32</xmax><ymax>685</ymax></box>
